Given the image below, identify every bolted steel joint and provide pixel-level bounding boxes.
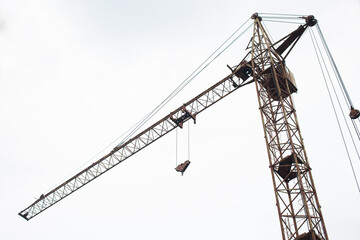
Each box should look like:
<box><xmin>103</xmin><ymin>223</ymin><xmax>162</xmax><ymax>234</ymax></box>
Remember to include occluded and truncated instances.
<box><xmin>305</xmin><ymin>15</ymin><xmax>317</xmax><ymax>27</ymax></box>
<box><xmin>251</xmin><ymin>12</ymin><xmax>262</xmax><ymax>21</ymax></box>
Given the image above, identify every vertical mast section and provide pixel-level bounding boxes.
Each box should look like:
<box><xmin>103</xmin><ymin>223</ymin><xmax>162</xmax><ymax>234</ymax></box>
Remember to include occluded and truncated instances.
<box><xmin>250</xmin><ymin>14</ymin><xmax>329</xmax><ymax>240</ymax></box>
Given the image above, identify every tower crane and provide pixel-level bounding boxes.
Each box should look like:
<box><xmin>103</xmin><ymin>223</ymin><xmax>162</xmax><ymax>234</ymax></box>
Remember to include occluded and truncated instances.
<box><xmin>19</xmin><ymin>13</ymin><xmax>338</xmax><ymax>240</ymax></box>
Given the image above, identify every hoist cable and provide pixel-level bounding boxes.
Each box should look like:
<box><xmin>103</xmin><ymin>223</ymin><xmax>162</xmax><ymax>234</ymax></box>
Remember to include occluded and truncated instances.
<box><xmin>259</xmin><ymin>13</ymin><xmax>304</xmax><ymax>17</ymax></box>
<box><xmin>188</xmin><ymin>121</ymin><xmax>190</xmax><ymax>161</ymax></box>
<box><xmin>310</xmin><ymin>29</ymin><xmax>360</xmax><ymax>192</ymax></box>
<box><xmin>318</xmin><ymin>38</ymin><xmax>350</xmax><ymax>111</ymax></box>
<box><xmin>116</xmin><ymin>18</ymin><xmax>253</xmax><ymax>147</ymax></box>
<box><xmin>262</xmin><ymin>20</ymin><xmax>305</xmax><ymax>25</ymax></box>
<box><xmin>43</xmin><ymin>111</ymin><xmax>155</xmax><ymax>193</ymax></box>
<box><xmin>309</xmin><ymin>29</ymin><xmax>360</xmax><ymax>192</ymax></box>
<box><xmin>314</xmin><ymin>25</ymin><xmax>360</xmax><ymax>141</ymax></box>
<box><xmin>352</xmin><ymin>119</ymin><xmax>360</xmax><ymax>142</ymax></box>
<box><xmin>315</xmin><ymin>24</ymin><xmax>354</xmax><ymax>109</ymax></box>
<box><xmin>176</xmin><ymin>128</ymin><xmax>178</xmax><ymax>167</ymax></box>
<box><xmin>315</xmin><ymin>24</ymin><xmax>360</xmax><ymax>141</ymax></box>
<box><xmin>310</xmin><ymin>28</ymin><xmax>360</xmax><ymax>160</ymax></box>
<box><xmin>46</xmin><ymin>18</ymin><xmax>254</xmax><ymax>192</ymax></box>
<box><xmin>262</xmin><ymin>22</ymin><xmax>274</xmax><ymax>43</ymax></box>
<box><xmin>261</xmin><ymin>16</ymin><xmax>305</xmax><ymax>20</ymax></box>
<box><xmin>318</xmin><ymin>31</ymin><xmax>351</xmax><ymax>112</ymax></box>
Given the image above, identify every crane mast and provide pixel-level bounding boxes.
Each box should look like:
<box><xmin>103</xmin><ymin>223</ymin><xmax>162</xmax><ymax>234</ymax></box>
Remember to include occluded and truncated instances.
<box><xmin>19</xmin><ymin>13</ymin><xmax>330</xmax><ymax>240</ymax></box>
<box><xmin>250</xmin><ymin>14</ymin><xmax>328</xmax><ymax>240</ymax></box>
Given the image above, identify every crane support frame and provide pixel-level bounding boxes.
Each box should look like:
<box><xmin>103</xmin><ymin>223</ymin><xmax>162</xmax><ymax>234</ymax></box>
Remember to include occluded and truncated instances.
<box><xmin>250</xmin><ymin>17</ymin><xmax>328</xmax><ymax>240</ymax></box>
<box><xmin>19</xmin><ymin>15</ymin><xmax>331</xmax><ymax>240</ymax></box>
<box><xmin>19</xmin><ymin>61</ymin><xmax>254</xmax><ymax>221</ymax></box>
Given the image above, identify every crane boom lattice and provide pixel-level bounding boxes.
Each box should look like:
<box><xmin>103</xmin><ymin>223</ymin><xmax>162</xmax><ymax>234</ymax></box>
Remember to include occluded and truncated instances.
<box><xmin>250</xmin><ymin>15</ymin><xmax>328</xmax><ymax>240</ymax></box>
<box><xmin>18</xmin><ymin>63</ymin><xmax>254</xmax><ymax>221</ymax></box>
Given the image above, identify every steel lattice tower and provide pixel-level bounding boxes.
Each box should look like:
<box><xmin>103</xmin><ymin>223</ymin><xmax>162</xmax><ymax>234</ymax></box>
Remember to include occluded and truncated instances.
<box><xmin>19</xmin><ymin>13</ymin><xmax>333</xmax><ymax>240</ymax></box>
<box><xmin>250</xmin><ymin>15</ymin><xmax>329</xmax><ymax>240</ymax></box>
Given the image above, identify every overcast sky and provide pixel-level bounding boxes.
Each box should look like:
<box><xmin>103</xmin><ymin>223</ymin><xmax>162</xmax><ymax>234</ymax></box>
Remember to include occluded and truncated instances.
<box><xmin>1</xmin><ymin>1</ymin><xmax>359</xmax><ymax>240</ymax></box>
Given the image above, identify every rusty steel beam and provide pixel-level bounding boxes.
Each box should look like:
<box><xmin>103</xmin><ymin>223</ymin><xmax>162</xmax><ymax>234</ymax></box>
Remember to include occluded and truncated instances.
<box><xmin>250</xmin><ymin>15</ymin><xmax>328</xmax><ymax>240</ymax></box>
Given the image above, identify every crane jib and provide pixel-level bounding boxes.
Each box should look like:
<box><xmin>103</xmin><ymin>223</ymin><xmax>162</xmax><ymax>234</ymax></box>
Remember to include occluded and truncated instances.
<box><xmin>18</xmin><ymin>62</ymin><xmax>254</xmax><ymax>221</ymax></box>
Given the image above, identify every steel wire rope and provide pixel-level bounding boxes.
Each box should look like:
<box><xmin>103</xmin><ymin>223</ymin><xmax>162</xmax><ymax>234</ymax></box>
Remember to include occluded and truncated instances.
<box><xmin>262</xmin><ymin>20</ymin><xmax>304</xmax><ymax>25</ymax></box>
<box><xmin>318</xmin><ymin>24</ymin><xmax>360</xmax><ymax>142</ymax></box>
<box><xmin>311</xmin><ymin>27</ymin><xmax>360</xmax><ymax>157</ymax></box>
<box><xmin>262</xmin><ymin>21</ymin><xmax>274</xmax><ymax>43</ymax></box>
<box><xmin>315</xmin><ymin>24</ymin><xmax>360</xmax><ymax>141</ymax></box>
<box><xmin>44</xmin><ymin>18</ymin><xmax>253</xmax><ymax>193</ymax></box>
<box><xmin>42</xmin><ymin>109</ymin><xmax>156</xmax><ymax>193</ymax></box>
<box><xmin>188</xmin><ymin>120</ymin><xmax>190</xmax><ymax>161</ymax></box>
<box><xmin>174</xmin><ymin>122</ymin><xmax>191</xmax><ymax>167</ymax></box>
<box><xmin>316</xmin><ymin>24</ymin><xmax>354</xmax><ymax>109</ymax></box>
<box><xmin>351</xmin><ymin>117</ymin><xmax>360</xmax><ymax>142</ymax></box>
<box><xmin>309</xmin><ymin>28</ymin><xmax>360</xmax><ymax>192</ymax></box>
<box><xmin>259</xmin><ymin>13</ymin><xmax>304</xmax><ymax>17</ymax></box>
<box><xmin>176</xmin><ymin>128</ymin><xmax>178</xmax><ymax>167</ymax></box>
<box><xmin>115</xmin><ymin>18</ymin><xmax>253</xmax><ymax>147</ymax></box>
<box><xmin>261</xmin><ymin>16</ymin><xmax>305</xmax><ymax>20</ymax></box>
<box><xmin>310</xmin><ymin>28</ymin><xmax>360</xmax><ymax>191</ymax></box>
<box><xmin>310</xmin><ymin>28</ymin><xmax>360</xmax><ymax>160</ymax></box>
<box><xmin>310</xmin><ymin>29</ymin><xmax>360</xmax><ymax>161</ymax></box>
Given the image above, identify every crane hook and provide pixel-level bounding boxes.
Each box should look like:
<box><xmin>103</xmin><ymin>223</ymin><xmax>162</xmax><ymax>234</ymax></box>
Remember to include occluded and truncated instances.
<box><xmin>175</xmin><ymin>160</ymin><xmax>191</xmax><ymax>176</ymax></box>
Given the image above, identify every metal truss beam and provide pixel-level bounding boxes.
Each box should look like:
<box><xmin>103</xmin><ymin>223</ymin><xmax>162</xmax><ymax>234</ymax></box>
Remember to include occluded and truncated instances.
<box><xmin>19</xmin><ymin>61</ymin><xmax>254</xmax><ymax>221</ymax></box>
<box><xmin>250</xmin><ymin>15</ymin><xmax>329</xmax><ymax>240</ymax></box>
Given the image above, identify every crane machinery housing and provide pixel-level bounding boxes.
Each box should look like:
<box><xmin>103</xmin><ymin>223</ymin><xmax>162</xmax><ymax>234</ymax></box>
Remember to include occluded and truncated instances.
<box><xmin>19</xmin><ymin>13</ymin><xmax>334</xmax><ymax>240</ymax></box>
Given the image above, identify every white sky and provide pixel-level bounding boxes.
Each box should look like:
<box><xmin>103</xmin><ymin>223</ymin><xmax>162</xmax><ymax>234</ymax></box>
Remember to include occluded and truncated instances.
<box><xmin>1</xmin><ymin>1</ymin><xmax>359</xmax><ymax>239</ymax></box>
